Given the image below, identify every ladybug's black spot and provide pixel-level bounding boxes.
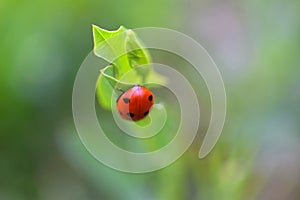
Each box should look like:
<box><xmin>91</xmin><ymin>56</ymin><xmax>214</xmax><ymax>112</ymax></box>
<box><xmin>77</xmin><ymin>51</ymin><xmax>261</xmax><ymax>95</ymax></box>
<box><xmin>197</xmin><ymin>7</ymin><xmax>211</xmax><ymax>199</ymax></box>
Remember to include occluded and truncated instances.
<box><xmin>119</xmin><ymin>111</ymin><xmax>123</xmax><ymax>116</ymax></box>
<box><xmin>123</xmin><ymin>98</ymin><xmax>130</xmax><ymax>104</ymax></box>
<box><xmin>148</xmin><ymin>95</ymin><xmax>153</xmax><ymax>101</ymax></box>
<box><xmin>127</xmin><ymin>112</ymin><xmax>135</xmax><ymax>118</ymax></box>
<box><xmin>144</xmin><ymin>110</ymin><xmax>149</xmax><ymax>116</ymax></box>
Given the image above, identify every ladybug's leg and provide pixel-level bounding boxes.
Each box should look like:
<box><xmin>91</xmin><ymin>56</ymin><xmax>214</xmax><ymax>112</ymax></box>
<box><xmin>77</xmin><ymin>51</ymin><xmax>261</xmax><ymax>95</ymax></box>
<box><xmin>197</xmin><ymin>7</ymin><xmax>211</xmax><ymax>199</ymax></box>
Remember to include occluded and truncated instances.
<box><xmin>116</xmin><ymin>87</ymin><xmax>125</xmax><ymax>93</ymax></box>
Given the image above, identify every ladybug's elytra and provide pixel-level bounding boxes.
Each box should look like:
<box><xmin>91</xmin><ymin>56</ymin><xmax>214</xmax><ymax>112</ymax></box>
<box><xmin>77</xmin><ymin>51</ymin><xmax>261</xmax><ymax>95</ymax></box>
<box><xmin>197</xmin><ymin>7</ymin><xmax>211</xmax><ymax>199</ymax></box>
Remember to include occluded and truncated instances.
<box><xmin>116</xmin><ymin>85</ymin><xmax>154</xmax><ymax>121</ymax></box>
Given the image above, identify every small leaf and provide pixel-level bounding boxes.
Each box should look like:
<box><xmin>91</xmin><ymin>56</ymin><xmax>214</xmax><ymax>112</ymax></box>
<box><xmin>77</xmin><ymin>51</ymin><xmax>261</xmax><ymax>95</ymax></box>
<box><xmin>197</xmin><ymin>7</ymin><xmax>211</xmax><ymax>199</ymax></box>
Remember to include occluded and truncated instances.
<box><xmin>92</xmin><ymin>25</ymin><xmax>125</xmax><ymax>53</ymax></box>
<box><xmin>92</xmin><ymin>25</ymin><xmax>131</xmax><ymax>76</ymax></box>
<box><xmin>134</xmin><ymin>115</ymin><xmax>151</xmax><ymax>127</ymax></box>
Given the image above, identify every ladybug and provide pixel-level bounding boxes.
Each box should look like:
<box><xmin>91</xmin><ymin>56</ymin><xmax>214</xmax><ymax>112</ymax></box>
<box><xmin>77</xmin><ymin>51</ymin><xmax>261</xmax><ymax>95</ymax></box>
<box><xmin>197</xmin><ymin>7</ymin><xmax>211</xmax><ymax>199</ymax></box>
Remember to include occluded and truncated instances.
<box><xmin>116</xmin><ymin>85</ymin><xmax>154</xmax><ymax>121</ymax></box>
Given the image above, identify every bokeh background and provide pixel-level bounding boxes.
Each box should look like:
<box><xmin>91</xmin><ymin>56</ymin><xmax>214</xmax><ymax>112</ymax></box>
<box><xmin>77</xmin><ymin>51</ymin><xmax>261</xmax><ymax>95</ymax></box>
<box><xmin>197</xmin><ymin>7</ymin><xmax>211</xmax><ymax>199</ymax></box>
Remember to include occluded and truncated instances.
<box><xmin>1</xmin><ymin>0</ymin><xmax>300</xmax><ymax>199</ymax></box>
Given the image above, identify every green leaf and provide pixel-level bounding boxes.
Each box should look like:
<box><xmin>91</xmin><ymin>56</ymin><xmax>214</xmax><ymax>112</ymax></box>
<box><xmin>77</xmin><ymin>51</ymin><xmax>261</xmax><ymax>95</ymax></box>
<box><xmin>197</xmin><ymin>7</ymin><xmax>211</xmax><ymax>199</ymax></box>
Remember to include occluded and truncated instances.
<box><xmin>125</xmin><ymin>30</ymin><xmax>151</xmax><ymax>82</ymax></box>
<box><xmin>96</xmin><ymin>65</ymin><xmax>115</xmax><ymax>110</ymax></box>
<box><xmin>134</xmin><ymin>115</ymin><xmax>151</xmax><ymax>126</ymax></box>
<box><xmin>125</xmin><ymin>30</ymin><xmax>151</xmax><ymax>68</ymax></box>
<box><xmin>93</xmin><ymin>25</ymin><xmax>167</xmax><ymax>110</ymax></box>
<box><xmin>92</xmin><ymin>25</ymin><xmax>131</xmax><ymax>76</ymax></box>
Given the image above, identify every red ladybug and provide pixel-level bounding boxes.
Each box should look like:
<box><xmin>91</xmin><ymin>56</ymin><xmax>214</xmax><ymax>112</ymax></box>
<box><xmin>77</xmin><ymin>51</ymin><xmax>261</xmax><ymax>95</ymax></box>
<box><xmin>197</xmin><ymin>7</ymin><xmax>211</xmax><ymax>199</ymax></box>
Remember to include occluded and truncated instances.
<box><xmin>116</xmin><ymin>85</ymin><xmax>154</xmax><ymax>121</ymax></box>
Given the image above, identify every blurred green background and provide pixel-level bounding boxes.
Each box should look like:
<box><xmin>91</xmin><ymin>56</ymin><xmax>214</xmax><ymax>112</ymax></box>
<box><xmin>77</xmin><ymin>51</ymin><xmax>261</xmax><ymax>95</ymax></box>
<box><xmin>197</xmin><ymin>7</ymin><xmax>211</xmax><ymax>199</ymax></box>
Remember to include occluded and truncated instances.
<box><xmin>1</xmin><ymin>0</ymin><xmax>300</xmax><ymax>199</ymax></box>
